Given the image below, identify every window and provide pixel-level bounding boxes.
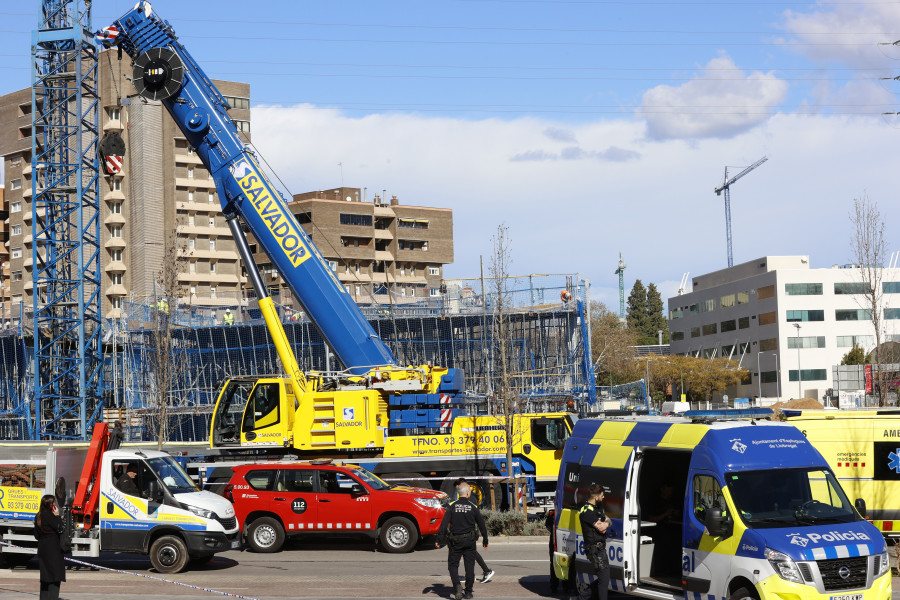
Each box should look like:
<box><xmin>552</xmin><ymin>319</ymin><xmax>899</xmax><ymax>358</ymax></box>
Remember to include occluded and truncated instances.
<box><xmin>670</xmin><ymin>307</ymin><xmax>683</xmax><ymax>320</ymax></box>
<box><xmin>429</xmin><ymin>266</ymin><xmax>440</xmax><ymax>276</ymax></box>
<box><xmin>786</xmin><ymin>309</ymin><xmax>824</xmax><ymax>322</ymax></box>
<box><xmin>234</xmin><ymin>119</ymin><xmax>251</xmax><ymax>133</ymax></box>
<box><xmin>188</xmin><ymin>190</ymin><xmax>194</xmax><ymax>202</ymax></box>
<box><xmin>671</xmin><ymin>330</ymin><xmax>684</xmax><ymax>341</ymax></box>
<box><xmin>10</xmin><ymin>178</ymin><xmax>22</xmax><ymax>191</ymax></box>
<box><xmin>188</xmin><ymin>215</ymin><xmax>195</xmax><ymax>226</ymax></box>
<box><xmin>398</xmin><ymin>218</ymin><xmax>429</xmax><ymax>229</ymax></box>
<box><xmin>110</xmin><ymin>249</ymin><xmax>122</xmax><ymax>262</ymax></box>
<box><xmin>837</xmin><ymin>335</ymin><xmax>873</xmax><ymax>348</ymax></box>
<box><xmin>108</xmin><ymin>107</ymin><xmax>120</xmax><ymax>121</ymax></box>
<box><xmin>187</xmin><ymin>167</ymin><xmax>194</xmax><ymax>179</ymax></box>
<box><xmin>11</xmin><ymin>225</ymin><xmax>21</xmax><ymax>236</ymax></box>
<box><xmin>885</xmin><ymin>308</ymin><xmax>900</xmax><ymax>320</ymax></box>
<box><xmin>110</xmin><ymin>225</ymin><xmax>122</xmax><ymax>238</ymax></box>
<box><xmin>317</xmin><ymin>470</ymin><xmax>359</xmax><ymax>494</ymax></box>
<box><xmin>209</xmin><ymin>192</ymin><xmax>215</xmax><ymax>203</ymax></box>
<box><xmin>690</xmin><ymin>327</ymin><xmax>701</xmax><ymax>338</ymax></box>
<box><xmin>210</xmin><ymin>262</ymin><xmax>217</xmax><ymax>274</ymax></box>
<box><xmin>721</xmin><ymin>344</ymin><xmax>734</xmax><ymax>357</ymax></box>
<box><xmin>109</xmin><ymin>202</ymin><xmax>121</xmax><ymax>214</ymax></box>
<box><xmin>759</xmin><ymin>338</ymin><xmax>778</xmax><ymax>351</ymax></box>
<box><xmin>354</xmin><ymin>285</ymin><xmax>361</xmax><ymax>295</ymax></box>
<box><xmin>737</xmin><ymin>291</ymin><xmax>750</xmax><ymax>305</ymax></box>
<box><xmin>244</xmin><ymin>469</ymin><xmax>277</xmax><ymax>492</ymax></box>
<box><xmin>757</xmin><ymin>285</ymin><xmax>775</xmax><ymax>300</ymax></box>
<box><xmin>400</xmin><ymin>266</ymin><xmax>406</xmax><ymax>276</ymax></box>
<box><xmin>210</xmin><ymin>286</ymin><xmax>217</xmax><ymax>297</ymax></box>
<box><xmin>11</xmin><ymin>201</ymin><xmax>21</xmax><ymax>213</ymax></box>
<box><xmin>720</xmin><ymin>294</ymin><xmax>735</xmax><ymax>309</ymax></box>
<box><xmin>190</xmin><ymin>285</ymin><xmax>196</xmax><ymax>295</ymax></box>
<box><xmin>328</xmin><ymin>260</ymin><xmax>337</xmax><ymax>272</ymax></box>
<box><xmin>110</xmin><ymin>297</ymin><xmax>122</xmax><ymax>310</ymax></box>
<box><xmin>835</xmin><ymin>309</ymin><xmax>870</xmax><ymax>321</ymax></box>
<box><xmin>430</xmin><ymin>288</ymin><xmax>440</xmax><ymax>297</ymax></box>
<box><xmin>699</xmin><ymin>299</ymin><xmax>715</xmax><ymax>313</ymax></box>
<box><xmin>410</xmin><ymin>288</ymin><xmax>416</xmax><ymax>297</ymax></box>
<box><xmin>692</xmin><ymin>474</ymin><xmax>726</xmax><ymax>523</ymax></box>
<box><xmin>11</xmin><ymin>248</ymin><xmax>21</xmax><ymax>260</ymax></box>
<box><xmin>884</xmin><ymin>282</ymin><xmax>900</xmax><ymax>294</ymax></box>
<box><xmin>702</xmin><ymin>323</ymin><xmax>717</xmax><ymax>336</ymax></box>
<box><xmin>209</xmin><ymin>239</ymin><xmax>216</xmax><ymax>251</ymax></box>
<box><xmin>788</xmin><ymin>369</ymin><xmax>828</xmax><ymax>382</ymax></box>
<box><xmin>760</xmin><ymin>371</ymin><xmax>777</xmax><ymax>384</ymax></box>
<box><xmin>340</xmin><ymin>213</ymin><xmax>372</xmax><ymax>227</ymax></box>
<box><xmin>189</xmin><ymin>261</ymin><xmax>196</xmax><ymax>273</ymax></box>
<box><xmin>785</xmin><ymin>283</ymin><xmax>823</xmax><ymax>295</ymax></box>
<box><xmin>112</xmin><ymin>179</ymin><xmax>121</xmax><ymax>191</ymax></box>
<box><xmin>11</xmin><ymin>271</ymin><xmax>22</xmax><ymax>282</ymax></box>
<box><xmin>689</xmin><ymin>304</ymin><xmax>699</xmax><ymax>314</ymax></box>
<box><xmin>281</xmin><ymin>469</ymin><xmax>315</xmax><ymax>493</ymax></box>
<box><xmin>835</xmin><ymin>282</ymin><xmax>867</xmax><ymax>295</ymax></box>
<box><xmin>188</xmin><ymin>238</ymin><xmax>195</xmax><ymax>250</ymax></box>
<box><xmin>222</xmin><ymin>95</ymin><xmax>250</xmax><ymax>110</ymax></box>
<box><xmin>209</xmin><ymin>217</ymin><xmax>215</xmax><ymax>228</ymax></box>
<box><xmin>187</xmin><ymin>145</ymin><xmax>194</xmax><ymax>155</ymax></box>
<box><xmin>758</xmin><ymin>311</ymin><xmax>776</xmax><ymax>326</ymax></box>
<box><xmin>423</xmin><ymin>241</ymin><xmax>428</xmax><ymax>251</ymax></box>
<box><xmin>738</xmin><ymin>316</ymin><xmax>750</xmax><ymax>329</ymax></box>
<box><xmin>110</xmin><ymin>273</ymin><xmax>123</xmax><ymax>285</ymax></box>
<box><xmin>720</xmin><ymin>319</ymin><xmax>736</xmax><ymax>332</ymax></box>
<box><xmin>787</xmin><ymin>336</ymin><xmax>825</xmax><ymax>349</ymax></box>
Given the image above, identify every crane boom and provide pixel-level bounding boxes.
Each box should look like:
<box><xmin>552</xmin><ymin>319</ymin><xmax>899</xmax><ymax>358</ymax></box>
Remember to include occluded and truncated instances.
<box><xmin>107</xmin><ymin>2</ymin><xmax>396</xmax><ymax>375</ymax></box>
<box><xmin>713</xmin><ymin>156</ymin><xmax>767</xmax><ymax>268</ymax></box>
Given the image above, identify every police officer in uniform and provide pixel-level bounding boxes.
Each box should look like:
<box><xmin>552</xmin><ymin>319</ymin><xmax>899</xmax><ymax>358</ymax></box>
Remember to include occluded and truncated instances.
<box><xmin>436</xmin><ymin>482</ymin><xmax>489</xmax><ymax>600</ymax></box>
<box><xmin>579</xmin><ymin>483</ymin><xmax>612</xmax><ymax>600</ymax></box>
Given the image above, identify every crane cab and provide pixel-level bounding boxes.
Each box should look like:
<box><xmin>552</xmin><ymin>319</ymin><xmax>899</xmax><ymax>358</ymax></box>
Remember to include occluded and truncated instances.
<box><xmin>211</xmin><ymin>377</ymin><xmax>296</xmax><ymax>448</ymax></box>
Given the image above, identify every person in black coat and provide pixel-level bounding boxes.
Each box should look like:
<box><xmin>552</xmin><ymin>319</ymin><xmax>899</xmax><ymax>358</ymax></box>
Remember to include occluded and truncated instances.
<box><xmin>33</xmin><ymin>494</ymin><xmax>66</xmax><ymax>600</ymax></box>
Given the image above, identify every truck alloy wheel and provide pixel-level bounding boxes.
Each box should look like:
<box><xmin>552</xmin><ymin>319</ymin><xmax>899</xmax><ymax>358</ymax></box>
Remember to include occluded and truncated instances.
<box><xmin>379</xmin><ymin>516</ymin><xmax>417</xmax><ymax>553</ymax></box>
<box><xmin>247</xmin><ymin>517</ymin><xmax>284</xmax><ymax>553</ymax></box>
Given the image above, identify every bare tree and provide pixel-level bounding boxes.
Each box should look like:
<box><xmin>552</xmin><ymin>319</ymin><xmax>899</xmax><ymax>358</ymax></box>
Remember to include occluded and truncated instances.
<box><xmin>850</xmin><ymin>194</ymin><xmax>891</xmax><ymax>406</ymax></box>
<box><xmin>147</xmin><ymin>232</ymin><xmax>191</xmax><ymax>449</ymax></box>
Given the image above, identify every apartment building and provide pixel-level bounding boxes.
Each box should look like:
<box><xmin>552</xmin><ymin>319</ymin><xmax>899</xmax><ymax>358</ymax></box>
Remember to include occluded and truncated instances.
<box><xmin>251</xmin><ymin>188</ymin><xmax>453</xmax><ymax>304</ymax></box>
<box><xmin>0</xmin><ymin>49</ymin><xmax>250</xmax><ymax>318</ymax></box>
<box><xmin>667</xmin><ymin>256</ymin><xmax>900</xmax><ymax>402</ymax></box>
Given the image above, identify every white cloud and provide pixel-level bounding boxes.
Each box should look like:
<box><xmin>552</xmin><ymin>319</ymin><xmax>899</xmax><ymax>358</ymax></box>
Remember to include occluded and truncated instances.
<box><xmin>780</xmin><ymin>4</ymin><xmax>900</xmax><ymax>68</ymax></box>
<box><xmin>640</xmin><ymin>54</ymin><xmax>789</xmax><ymax>140</ymax></box>
<box><xmin>250</xmin><ymin>104</ymin><xmax>900</xmax><ymax>304</ymax></box>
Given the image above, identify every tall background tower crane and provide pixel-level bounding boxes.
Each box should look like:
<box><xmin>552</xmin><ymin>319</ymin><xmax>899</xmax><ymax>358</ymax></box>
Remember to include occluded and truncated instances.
<box><xmin>714</xmin><ymin>156</ymin><xmax>768</xmax><ymax>268</ymax></box>
<box><xmin>31</xmin><ymin>0</ymin><xmax>103</xmax><ymax>439</ymax></box>
<box><xmin>615</xmin><ymin>252</ymin><xmax>626</xmax><ymax>319</ymax></box>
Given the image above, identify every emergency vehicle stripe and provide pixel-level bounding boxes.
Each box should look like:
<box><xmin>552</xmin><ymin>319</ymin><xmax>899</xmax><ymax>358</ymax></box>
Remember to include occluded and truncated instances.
<box><xmin>801</xmin><ymin>544</ymin><xmax>875</xmax><ymax>560</ymax></box>
<box><xmin>624</xmin><ymin>422</ymin><xmax>670</xmax><ymax>446</ymax></box>
<box><xmin>659</xmin><ymin>423</ymin><xmax>709</xmax><ymax>448</ymax></box>
<box><xmin>290</xmin><ymin>522</ymin><xmax>372</xmax><ymax>530</ymax></box>
<box><xmin>590</xmin><ymin>444</ymin><xmax>633</xmax><ymax>469</ymax></box>
<box><xmin>590</xmin><ymin>421</ymin><xmax>636</xmax><ymax>445</ymax></box>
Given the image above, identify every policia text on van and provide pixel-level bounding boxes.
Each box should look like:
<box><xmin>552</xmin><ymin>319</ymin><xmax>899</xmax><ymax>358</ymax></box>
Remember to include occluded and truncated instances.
<box><xmin>551</xmin><ymin>410</ymin><xmax>891</xmax><ymax>600</ymax></box>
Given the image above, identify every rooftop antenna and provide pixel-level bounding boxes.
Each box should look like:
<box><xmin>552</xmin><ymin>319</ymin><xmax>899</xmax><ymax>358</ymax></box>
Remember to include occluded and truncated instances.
<box><xmin>714</xmin><ymin>156</ymin><xmax>767</xmax><ymax>268</ymax></box>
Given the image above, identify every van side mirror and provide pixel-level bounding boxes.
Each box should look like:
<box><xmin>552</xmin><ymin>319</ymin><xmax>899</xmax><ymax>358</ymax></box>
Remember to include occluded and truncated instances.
<box><xmin>854</xmin><ymin>498</ymin><xmax>867</xmax><ymax>517</ymax></box>
<box><xmin>705</xmin><ymin>507</ymin><xmax>732</xmax><ymax>538</ymax></box>
<box><xmin>147</xmin><ymin>481</ymin><xmax>163</xmax><ymax>503</ymax></box>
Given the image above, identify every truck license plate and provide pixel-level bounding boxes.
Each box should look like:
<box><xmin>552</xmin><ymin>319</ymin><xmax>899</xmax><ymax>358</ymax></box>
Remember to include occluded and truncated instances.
<box><xmin>830</xmin><ymin>594</ymin><xmax>862</xmax><ymax>600</ymax></box>
<box><xmin>230</xmin><ymin>540</ymin><xmax>241</xmax><ymax>549</ymax></box>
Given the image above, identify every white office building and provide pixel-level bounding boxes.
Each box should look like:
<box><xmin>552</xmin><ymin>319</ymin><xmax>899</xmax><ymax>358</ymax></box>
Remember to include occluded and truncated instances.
<box><xmin>667</xmin><ymin>256</ymin><xmax>900</xmax><ymax>402</ymax></box>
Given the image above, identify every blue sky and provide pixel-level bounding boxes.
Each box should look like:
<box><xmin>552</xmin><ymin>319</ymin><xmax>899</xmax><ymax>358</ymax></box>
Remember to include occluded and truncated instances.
<box><xmin>2</xmin><ymin>1</ymin><xmax>899</xmax><ymax>307</ymax></box>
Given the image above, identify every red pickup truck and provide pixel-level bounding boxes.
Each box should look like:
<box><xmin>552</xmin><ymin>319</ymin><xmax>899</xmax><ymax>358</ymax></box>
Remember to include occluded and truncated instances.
<box><xmin>225</xmin><ymin>461</ymin><xmax>446</xmax><ymax>553</ymax></box>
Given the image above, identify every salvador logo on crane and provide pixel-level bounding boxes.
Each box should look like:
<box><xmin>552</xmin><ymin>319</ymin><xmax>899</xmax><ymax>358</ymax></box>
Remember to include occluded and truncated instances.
<box><xmin>231</xmin><ymin>159</ymin><xmax>311</xmax><ymax>268</ymax></box>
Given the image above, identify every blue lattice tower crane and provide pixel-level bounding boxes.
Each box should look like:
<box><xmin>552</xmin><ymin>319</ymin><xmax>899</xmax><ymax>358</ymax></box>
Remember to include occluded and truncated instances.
<box><xmin>30</xmin><ymin>0</ymin><xmax>103</xmax><ymax>439</ymax></box>
<box><xmin>614</xmin><ymin>252</ymin><xmax>626</xmax><ymax>319</ymax></box>
<box><xmin>714</xmin><ymin>156</ymin><xmax>767</xmax><ymax>268</ymax></box>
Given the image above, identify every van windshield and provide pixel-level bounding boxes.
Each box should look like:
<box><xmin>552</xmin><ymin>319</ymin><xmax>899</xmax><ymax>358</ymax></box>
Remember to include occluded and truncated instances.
<box><xmin>726</xmin><ymin>468</ymin><xmax>860</xmax><ymax>528</ymax></box>
<box><xmin>146</xmin><ymin>456</ymin><xmax>199</xmax><ymax>494</ymax></box>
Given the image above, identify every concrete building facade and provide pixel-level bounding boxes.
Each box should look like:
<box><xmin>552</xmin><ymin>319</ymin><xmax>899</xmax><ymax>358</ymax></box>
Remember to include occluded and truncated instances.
<box><xmin>667</xmin><ymin>256</ymin><xmax>900</xmax><ymax>402</ymax></box>
<box><xmin>0</xmin><ymin>49</ymin><xmax>250</xmax><ymax>318</ymax></box>
<box><xmin>252</xmin><ymin>188</ymin><xmax>453</xmax><ymax>305</ymax></box>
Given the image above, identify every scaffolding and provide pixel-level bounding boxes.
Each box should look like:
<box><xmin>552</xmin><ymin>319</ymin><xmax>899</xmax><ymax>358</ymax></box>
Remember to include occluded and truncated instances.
<box><xmin>30</xmin><ymin>0</ymin><xmax>103</xmax><ymax>439</ymax></box>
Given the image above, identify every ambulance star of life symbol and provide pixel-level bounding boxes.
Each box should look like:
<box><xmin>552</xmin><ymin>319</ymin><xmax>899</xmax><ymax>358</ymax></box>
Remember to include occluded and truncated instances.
<box><xmin>730</xmin><ymin>438</ymin><xmax>747</xmax><ymax>454</ymax></box>
<box><xmin>888</xmin><ymin>449</ymin><xmax>900</xmax><ymax>474</ymax></box>
<box><xmin>788</xmin><ymin>533</ymin><xmax>809</xmax><ymax>547</ymax></box>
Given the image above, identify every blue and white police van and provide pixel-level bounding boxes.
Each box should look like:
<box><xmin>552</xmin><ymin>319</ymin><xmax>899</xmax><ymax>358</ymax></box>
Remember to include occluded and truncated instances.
<box><xmin>551</xmin><ymin>410</ymin><xmax>892</xmax><ymax>600</ymax></box>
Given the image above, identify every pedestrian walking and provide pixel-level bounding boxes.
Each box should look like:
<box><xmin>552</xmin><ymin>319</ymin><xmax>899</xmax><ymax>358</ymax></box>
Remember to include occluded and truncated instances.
<box><xmin>437</xmin><ymin>481</ymin><xmax>489</xmax><ymax>600</ymax></box>
<box><xmin>33</xmin><ymin>495</ymin><xmax>66</xmax><ymax>600</ymax></box>
<box><xmin>579</xmin><ymin>483</ymin><xmax>612</xmax><ymax>600</ymax></box>
<box><xmin>453</xmin><ymin>478</ymin><xmax>494</xmax><ymax>584</ymax></box>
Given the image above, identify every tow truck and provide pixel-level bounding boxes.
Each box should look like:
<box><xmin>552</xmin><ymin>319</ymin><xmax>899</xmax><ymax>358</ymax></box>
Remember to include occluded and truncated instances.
<box><xmin>103</xmin><ymin>2</ymin><xmax>574</xmax><ymax>506</ymax></box>
<box><xmin>0</xmin><ymin>423</ymin><xmax>238</xmax><ymax>572</ymax></box>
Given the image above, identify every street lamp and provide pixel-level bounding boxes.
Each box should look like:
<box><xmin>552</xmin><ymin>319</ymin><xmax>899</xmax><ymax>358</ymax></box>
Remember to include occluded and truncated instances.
<box><xmin>793</xmin><ymin>323</ymin><xmax>802</xmax><ymax>399</ymax></box>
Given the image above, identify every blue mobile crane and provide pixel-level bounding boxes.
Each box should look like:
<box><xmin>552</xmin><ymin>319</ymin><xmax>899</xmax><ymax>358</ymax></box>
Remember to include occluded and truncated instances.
<box><xmin>102</xmin><ymin>2</ymin><xmax>574</xmax><ymax>507</ymax></box>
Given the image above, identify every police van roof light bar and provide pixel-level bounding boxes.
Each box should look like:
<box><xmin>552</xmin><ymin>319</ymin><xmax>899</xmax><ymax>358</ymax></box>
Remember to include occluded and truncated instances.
<box><xmin>683</xmin><ymin>408</ymin><xmax>774</xmax><ymax>422</ymax></box>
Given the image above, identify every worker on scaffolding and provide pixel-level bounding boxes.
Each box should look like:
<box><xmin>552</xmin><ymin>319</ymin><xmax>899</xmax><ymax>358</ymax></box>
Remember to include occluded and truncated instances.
<box><xmin>223</xmin><ymin>308</ymin><xmax>234</xmax><ymax>326</ymax></box>
<box><xmin>155</xmin><ymin>298</ymin><xmax>169</xmax><ymax>328</ymax></box>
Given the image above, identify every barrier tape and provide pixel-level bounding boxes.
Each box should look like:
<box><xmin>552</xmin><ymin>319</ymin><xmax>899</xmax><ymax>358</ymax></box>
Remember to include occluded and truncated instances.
<box><xmin>0</xmin><ymin>540</ymin><xmax>259</xmax><ymax>600</ymax></box>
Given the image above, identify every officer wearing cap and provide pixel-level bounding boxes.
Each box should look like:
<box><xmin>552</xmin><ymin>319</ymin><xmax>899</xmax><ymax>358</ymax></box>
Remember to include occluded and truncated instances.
<box><xmin>436</xmin><ymin>482</ymin><xmax>489</xmax><ymax>600</ymax></box>
<box><xmin>579</xmin><ymin>483</ymin><xmax>612</xmax><ymax>600</ymax></box>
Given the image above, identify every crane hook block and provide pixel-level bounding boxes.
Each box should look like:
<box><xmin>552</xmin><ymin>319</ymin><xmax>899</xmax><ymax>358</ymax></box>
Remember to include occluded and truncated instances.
<box><xmin>132</xmin><ymin>47</ymin><xmax>185</xmax><ymax>101</ymax></box>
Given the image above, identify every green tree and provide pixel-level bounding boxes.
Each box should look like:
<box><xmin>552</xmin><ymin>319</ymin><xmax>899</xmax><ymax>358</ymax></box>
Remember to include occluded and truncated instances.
<box><xmin>626</xmin><ymin>280</ymin><xmax>649</xmax><ymax>339</ymax></box>
<box><xmin>645</xmin><ymin>283</ymin><xmax>668</xmax><ymax>344</ymax></box>
<box><xmin>840</xmin><ymin>344</ymin><xmax>867</xmax><ymax>366</ymax></box>
<box><xmin>591</xmin><ymin>301</ymin><xmax>639</xmax><ymax>385</ymax></box>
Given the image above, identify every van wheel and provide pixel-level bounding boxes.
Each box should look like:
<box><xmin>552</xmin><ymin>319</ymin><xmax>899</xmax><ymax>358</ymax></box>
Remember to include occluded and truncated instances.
<box><xmin>729</xmin><ymin>587</ymin><xmax>759</xmax><ymax>600</ymax></box>
<box><xmin>247</xmin><ymin>517</ymin><xmax>284</xmax><ymax>553</ymax></box>
<box><xmin>150</xmin><ymin>535</ymin><xmax>189</xmax><ymax>574</ymax></box>
<box><xmin>379</xmin><ymin>516</ymin><xmax>418</xmax><ymax>553</ymax></box>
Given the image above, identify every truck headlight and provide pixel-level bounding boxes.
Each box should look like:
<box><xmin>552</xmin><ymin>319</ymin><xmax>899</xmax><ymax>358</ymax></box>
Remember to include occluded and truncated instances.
<box><xmin>185</xmin><ymin>504</ymin><xmax>216</xmax><ymax>520</ymax></box>
<box><xmin>875</xmin><ymin>550</ymin><xmax>890</xmax><ymax>578</ymax></box>
<box><xmin>766</xmin><ymin>548</ymin><xmax>803</xmax><ymax>583</ymax></box>
<box><xmin>415</xmin><ymin>497</ymin><xmax>442</xmax><ymax>509</ymax></box>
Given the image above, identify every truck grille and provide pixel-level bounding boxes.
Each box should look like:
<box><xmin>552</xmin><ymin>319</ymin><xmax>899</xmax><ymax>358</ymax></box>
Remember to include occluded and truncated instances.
<box><xmin>216</xmin><ymin>516</ymin><xmax>237</xmax><ymax>531</ymax></box>
<box><xmin>816</xmin><ymin>556</ymin><xmax>868</xmax><ymax>591</ymax></box>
